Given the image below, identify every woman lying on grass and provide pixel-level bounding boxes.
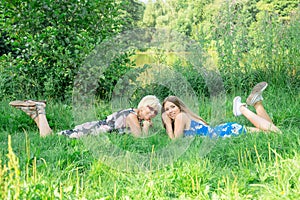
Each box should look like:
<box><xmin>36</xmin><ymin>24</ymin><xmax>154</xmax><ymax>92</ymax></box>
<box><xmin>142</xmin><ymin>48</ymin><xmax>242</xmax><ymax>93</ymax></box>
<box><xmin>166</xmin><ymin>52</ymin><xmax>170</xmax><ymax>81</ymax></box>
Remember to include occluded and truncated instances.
<box><xmin>9</xmin><ymin>95</ymin><xmax>161</xmax><ymax>138</ymax></box>
<box><xmin>161</xmin><ymin>82</ymin><xmax>281</xmax><ymax>139</ymax></box>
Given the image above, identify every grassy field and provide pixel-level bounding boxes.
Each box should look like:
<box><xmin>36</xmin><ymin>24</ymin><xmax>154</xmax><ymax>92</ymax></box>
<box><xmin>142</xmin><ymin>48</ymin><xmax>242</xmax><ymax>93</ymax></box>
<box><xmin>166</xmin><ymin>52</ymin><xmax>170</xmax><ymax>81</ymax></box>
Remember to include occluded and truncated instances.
<box><xmin>0</xmin><ymin>87</ymin><xmax>299</xmax><ymax>199</ymax></box>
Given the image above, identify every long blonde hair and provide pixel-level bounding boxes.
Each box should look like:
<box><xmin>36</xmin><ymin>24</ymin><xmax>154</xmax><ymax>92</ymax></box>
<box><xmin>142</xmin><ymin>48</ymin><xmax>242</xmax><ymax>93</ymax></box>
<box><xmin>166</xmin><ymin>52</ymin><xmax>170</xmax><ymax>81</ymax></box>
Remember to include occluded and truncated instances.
<box><xmin>161</xmin><ymin>96</ymin><xmax>208</xmax><ymax>126</ymax></box>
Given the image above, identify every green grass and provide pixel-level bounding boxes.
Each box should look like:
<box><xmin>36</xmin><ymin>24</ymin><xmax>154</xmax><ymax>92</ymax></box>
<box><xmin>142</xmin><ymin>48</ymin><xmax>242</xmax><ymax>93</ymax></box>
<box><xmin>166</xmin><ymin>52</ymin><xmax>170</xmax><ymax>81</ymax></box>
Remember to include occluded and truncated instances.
<box><xmin>0</xmin><ymin>88</ymin><xmax>299</xmax><ymax>199</ymax></box>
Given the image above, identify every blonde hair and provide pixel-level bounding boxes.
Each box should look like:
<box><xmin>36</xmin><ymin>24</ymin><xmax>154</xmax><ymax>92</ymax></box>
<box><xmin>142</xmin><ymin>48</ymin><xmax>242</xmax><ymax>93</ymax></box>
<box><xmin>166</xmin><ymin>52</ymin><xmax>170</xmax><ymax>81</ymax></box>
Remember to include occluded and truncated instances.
<box><xmin>138</xmin><ymin>95</ymin><xmax>161</xmax><ymax>113</ymax></box>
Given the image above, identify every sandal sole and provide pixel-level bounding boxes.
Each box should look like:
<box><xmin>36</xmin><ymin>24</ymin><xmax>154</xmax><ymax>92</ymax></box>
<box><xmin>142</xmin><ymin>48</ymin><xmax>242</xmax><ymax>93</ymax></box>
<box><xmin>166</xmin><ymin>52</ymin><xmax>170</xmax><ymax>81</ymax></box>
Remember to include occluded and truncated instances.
<box><xmin>9</xmin><ymin>100</ymin><xmax>36</xmax><ymax>107</ymax></box>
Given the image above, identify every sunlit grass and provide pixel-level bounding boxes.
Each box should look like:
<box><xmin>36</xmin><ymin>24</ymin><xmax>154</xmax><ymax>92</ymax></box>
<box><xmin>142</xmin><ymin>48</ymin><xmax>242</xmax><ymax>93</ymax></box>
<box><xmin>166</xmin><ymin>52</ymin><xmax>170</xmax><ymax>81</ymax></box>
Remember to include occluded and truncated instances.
<box><xmin>0</xmin><ymin>88</ymin><xmax>299</xmax><ymax>199</ymax></box>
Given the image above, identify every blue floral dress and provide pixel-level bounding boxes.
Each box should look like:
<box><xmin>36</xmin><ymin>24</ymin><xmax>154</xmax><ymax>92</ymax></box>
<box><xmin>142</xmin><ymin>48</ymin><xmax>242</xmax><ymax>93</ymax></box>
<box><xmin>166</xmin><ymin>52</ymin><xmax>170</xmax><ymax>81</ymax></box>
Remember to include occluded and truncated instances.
<box><xmin>184</xmin><ymin>120</ymin><xmax>246</xmax><ymax>138</ymax></box>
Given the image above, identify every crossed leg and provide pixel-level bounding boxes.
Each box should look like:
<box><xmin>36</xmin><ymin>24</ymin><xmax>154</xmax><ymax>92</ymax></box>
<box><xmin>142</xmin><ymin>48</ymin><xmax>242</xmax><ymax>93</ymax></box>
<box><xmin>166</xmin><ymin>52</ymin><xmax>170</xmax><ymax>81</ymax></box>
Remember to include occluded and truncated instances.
<box><xmin>10</xmin><ymin>100</ymin><xmax>52</xmax><ymax>137</ymax></box>
<box><xmin>233</xmin><ymin>82</ymin><xmax>281</xmax><ymax>133</ymax></box>
<box><xmin>240</xmin><ymin>102</ymin><xmax>280</xmax><ymax>133</ymax></box>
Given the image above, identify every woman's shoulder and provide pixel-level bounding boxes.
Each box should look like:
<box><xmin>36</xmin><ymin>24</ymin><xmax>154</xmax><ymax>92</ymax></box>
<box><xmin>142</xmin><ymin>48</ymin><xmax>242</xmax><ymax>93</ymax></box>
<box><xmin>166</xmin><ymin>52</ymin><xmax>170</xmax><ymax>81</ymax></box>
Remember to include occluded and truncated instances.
<box><xmin>179</xmin><ymin>111</ymin><xmax>192</xmax><ymax>117</ymax></box>
<box><xmin>177</xmin><ymin>112</ymin><xmax>205</xmax><ymax>125</ymax></box>
<box><xmin>125</xmin><ymin>108</ymin><xmax>139</xmax><ymax>120</ymax></box>
<box><xmin>175</xmin><ymin>112</ymin><xmax>190</xmax><ymax>121</ymax></box>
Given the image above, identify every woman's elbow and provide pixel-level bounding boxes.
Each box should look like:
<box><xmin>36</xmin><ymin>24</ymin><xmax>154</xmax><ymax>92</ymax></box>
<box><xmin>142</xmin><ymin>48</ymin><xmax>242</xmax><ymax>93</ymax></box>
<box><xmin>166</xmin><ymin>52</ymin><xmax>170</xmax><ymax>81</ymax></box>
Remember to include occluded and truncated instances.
<box><xmin>174</xmin><ymin>132</ymin><xmax>184</xmax><ymax>139</ymax></box>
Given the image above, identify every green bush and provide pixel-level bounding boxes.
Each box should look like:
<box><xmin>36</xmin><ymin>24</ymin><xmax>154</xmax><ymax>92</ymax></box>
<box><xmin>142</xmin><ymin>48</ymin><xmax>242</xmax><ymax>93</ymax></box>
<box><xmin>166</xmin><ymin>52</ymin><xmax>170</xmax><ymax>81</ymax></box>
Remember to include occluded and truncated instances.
<box><xmin>97</xmin><ymin>51</ymin><xmax>136</xmax><ymax>101</ymax></box>
<box><xmin>0</xmin><ymin>0</ymin><xmax>144</xmax><ymax>101</ymax></box>
<box><xmin>212</xmin><ymin>2</ymin><xmax>300</xmax><ymax>93</ymax></box>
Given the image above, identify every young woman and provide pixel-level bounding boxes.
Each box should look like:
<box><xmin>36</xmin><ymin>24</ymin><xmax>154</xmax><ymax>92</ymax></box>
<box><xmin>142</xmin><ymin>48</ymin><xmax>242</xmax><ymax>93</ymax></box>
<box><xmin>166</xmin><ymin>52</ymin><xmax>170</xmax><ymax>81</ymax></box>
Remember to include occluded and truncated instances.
<box><xmin>9</xmin><ymin>95</ymin><xmax>161</xmax><ymax>138</ymax></box>
<box><xmin>161</xmin><ymin>82</ymin><xmax>281</xmax><ymax>139</ymax></box>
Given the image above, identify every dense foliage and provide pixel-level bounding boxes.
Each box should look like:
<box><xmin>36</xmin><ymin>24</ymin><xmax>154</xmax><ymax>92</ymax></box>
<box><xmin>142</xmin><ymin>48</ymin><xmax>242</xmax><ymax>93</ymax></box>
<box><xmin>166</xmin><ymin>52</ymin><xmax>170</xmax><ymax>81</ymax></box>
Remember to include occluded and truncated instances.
<box><xmin>0</xmin><ymin>0</ymin><xmax>300</xmax><ymax>99</ymax></box>
<box><xmin>0</xmin><ymin>0</ymin><xmax>299</xmax><ymax>99</ymax></box>
<box><xmin>0</xmin><ymin>0</ymin><xmax>144</xmax><ymax>100</ymax></box>
<box><xmin>141</xmin><ymin>0</ymin><xmax>299</xmax><ymax>93</ymax></box>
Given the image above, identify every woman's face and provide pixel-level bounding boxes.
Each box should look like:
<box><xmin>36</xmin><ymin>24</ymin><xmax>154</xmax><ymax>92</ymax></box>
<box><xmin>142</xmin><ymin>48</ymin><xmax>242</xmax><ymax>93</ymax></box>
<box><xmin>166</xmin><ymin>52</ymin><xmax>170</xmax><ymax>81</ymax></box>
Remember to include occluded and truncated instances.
<box><xmin>164</xmin><ymin>101</ymin><xmax>181</xmax><ymax>120</ymax></box>
<box><xmin>139</xmin><ymin>106</ymin><xmax>158</xmax><ymax>120</ymax></box>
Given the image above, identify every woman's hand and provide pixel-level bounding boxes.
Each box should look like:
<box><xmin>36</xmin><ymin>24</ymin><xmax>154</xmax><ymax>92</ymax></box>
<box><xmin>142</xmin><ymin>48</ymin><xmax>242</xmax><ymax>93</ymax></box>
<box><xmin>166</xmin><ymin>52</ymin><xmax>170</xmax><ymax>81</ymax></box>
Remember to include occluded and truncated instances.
<box><xmin>142</xmin><ymin>119</ymin><xmax>152</xmax><ymax>135</ymax></box>
<box><xmin>143</xmin><ymin>119</ymin><xmax>152</xmax><ymax>128</ymax></box>
<box><xmin>162</xmin><ymin>112</ymin><xmax>172</xmax><ymax>125</ymax></box>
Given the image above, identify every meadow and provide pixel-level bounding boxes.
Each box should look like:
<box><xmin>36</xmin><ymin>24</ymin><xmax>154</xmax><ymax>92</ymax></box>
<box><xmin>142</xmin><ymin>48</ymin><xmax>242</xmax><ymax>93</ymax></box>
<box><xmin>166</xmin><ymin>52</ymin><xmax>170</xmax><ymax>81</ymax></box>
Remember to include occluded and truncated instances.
<box><xmin>1</xmin><ymin>1</ymin><xmax>299</xmax><ymax>199</ymax></box>
<box><xmin>0</xmin><ymin>86</ymin><xmax>299</xmax><ymax>199</ymax></box>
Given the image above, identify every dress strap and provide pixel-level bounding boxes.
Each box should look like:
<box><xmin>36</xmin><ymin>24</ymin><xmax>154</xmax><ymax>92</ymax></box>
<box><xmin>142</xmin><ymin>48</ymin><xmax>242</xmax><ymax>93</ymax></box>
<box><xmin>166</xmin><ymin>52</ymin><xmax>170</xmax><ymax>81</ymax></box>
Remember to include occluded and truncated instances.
<box><xmin>130</xmin><ymin>108</ymin><xmax>138</xmax><ymax>116</ymax></box>
<box><xmin>130</xmin><ymin>108</ymin><xmax>143</xmax><ymax>126</ymax></box>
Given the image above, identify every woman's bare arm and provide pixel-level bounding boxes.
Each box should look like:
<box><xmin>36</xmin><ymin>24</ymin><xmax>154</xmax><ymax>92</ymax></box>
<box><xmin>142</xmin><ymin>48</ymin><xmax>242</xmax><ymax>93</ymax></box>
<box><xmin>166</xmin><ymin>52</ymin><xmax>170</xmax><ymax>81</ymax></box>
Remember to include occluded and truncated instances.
<box><xmin>126</xmin><ymin>113</ymin><xmax>142</xmax><ymax>137</ymax></box>
<box><xmin>173</xmin><ymin>113</ymin><xmax>187</xmax><ymax>138</ymax></box>
<box><xmin>162</xmin><ymin>112</ymin><xmax>175</xmax><ymax>139</ymax></box>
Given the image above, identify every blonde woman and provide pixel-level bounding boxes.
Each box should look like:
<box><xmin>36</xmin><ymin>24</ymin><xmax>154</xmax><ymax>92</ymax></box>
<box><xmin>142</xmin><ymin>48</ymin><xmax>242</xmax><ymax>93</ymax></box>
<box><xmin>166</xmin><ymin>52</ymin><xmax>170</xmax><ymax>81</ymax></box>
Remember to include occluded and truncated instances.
<box><xmin>10</xmin><ymin>95</ymin><xmax>161</xmax><ymax>138</ymax></box>
<box><xmin>161</xmin><ymin>82</ymin><xmax>280</xmax><ymax>139</ymax></box>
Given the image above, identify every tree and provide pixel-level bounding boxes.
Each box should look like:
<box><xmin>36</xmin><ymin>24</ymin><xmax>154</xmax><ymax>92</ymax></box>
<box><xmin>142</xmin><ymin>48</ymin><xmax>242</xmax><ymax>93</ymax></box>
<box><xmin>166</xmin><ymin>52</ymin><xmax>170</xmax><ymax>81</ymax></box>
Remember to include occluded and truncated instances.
<box><xmin>0</xmin><ymin>0</ymin><xmax>144</xmax><ymax>100</ymax></box>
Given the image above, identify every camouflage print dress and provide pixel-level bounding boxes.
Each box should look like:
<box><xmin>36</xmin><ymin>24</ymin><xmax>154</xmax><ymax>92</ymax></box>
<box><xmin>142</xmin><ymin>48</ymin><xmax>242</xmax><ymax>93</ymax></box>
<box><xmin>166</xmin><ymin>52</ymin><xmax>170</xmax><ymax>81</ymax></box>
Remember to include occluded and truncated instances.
<box><xmin>58</xmin><ymin>108</ymin><xmax>138</xmax><ymax>138</ymax></box>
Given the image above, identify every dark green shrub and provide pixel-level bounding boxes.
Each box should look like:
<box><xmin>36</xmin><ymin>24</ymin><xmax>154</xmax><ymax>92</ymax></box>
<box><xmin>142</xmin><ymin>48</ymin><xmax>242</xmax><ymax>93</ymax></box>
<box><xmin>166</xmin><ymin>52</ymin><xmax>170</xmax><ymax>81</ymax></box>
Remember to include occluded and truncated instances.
<box><xmin>0</xmin><ymin>0</ymin><xmax>144</xmax><ymax>100</ymax></box>
<box><xmin>97</xmin><ymin>51</ymin><xmax>136</xmax><ymax>101</ymax></box>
